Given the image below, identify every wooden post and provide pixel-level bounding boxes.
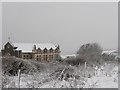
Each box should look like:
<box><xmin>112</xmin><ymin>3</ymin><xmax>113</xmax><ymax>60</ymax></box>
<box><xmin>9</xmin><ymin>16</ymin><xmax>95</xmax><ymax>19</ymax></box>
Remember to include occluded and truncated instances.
<box><xmin>18</xmin><ymin>69</ymin><xmax>21</xmax><ymax>89</ymax></box>
<box><xmin>84</xmin><ymin>62</ymin><xmax>87</xmax><ymax>77</ymax></box>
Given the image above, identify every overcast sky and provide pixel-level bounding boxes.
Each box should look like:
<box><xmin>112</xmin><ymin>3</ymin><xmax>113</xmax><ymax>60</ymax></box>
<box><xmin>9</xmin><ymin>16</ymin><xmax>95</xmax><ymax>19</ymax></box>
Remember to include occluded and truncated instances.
<box><xmin>2</xmin><ymin>2</ymin><xmax>118</xmax><ymax>55</ymax></box>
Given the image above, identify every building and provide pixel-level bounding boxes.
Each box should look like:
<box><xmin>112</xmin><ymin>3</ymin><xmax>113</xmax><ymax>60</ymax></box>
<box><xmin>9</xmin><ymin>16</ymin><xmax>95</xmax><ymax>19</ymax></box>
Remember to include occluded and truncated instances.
<box><xmin>1</xmin><ymin>42</ymin><xmax>60</xmax><ymax>62</ymax></box>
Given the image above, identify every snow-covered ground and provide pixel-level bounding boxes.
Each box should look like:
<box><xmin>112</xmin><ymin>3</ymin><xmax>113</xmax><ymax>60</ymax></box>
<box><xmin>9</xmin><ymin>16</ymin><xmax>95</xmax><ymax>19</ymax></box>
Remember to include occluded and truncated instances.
<box><xmin>3</xmin><ymin>63</ymin><xmax>118</xmax><ymax>88</ymax></box>
<box><xmin>84</xmin><ymin>66</ymin><xmax>118</xmax><ymax>88</ymax></box>
<box><xmin>2</xmin><ymin>50</ymin><xmax>118</xmax><ymax>88</ymax></box>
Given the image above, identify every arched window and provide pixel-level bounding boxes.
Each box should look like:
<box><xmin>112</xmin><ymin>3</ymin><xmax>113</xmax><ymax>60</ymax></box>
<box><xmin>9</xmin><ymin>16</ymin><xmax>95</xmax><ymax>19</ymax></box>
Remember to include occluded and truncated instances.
<box><xmin>55</xmin><ymin>48</ymin><xmax>58</xmax><ymax>52</ymax></box>
<box><xmin>43</xmin><ymin>48</ymin><xmax>47</xmax><ymax>53</ymax></box>
<box><xmin>49</xmin><ymin>48</ymin><xmax>53</xmax><ymax>53</ymax></box>
<box><xmin>37</xmin><ymin>48</ymin><xmax>41</xmax><ymax>53</ymax></box>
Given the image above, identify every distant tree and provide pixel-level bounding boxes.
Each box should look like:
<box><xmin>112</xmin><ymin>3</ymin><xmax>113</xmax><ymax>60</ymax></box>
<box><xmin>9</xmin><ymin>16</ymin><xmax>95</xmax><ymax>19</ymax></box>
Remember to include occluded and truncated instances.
<box><xmin>76</xmin><ymin>43</ymin><xmax>103</xmax><ymax>65</ymax></box>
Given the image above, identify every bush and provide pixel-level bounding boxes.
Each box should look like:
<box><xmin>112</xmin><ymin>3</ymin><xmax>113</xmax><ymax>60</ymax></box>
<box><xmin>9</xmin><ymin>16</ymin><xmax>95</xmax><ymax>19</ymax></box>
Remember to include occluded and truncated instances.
<box><xmin>76</xmin><ymin>43</ymin><xmax>103</xmax><ymax>65</ymax></box>
<box><xmin>64</xmin><ymin>57</ymin><xmax>85</xmax><ymax>66</ymax></box>
<box><xmin>2</xmin><ymin>56</ymin><xmax>46</xmax><ymax>76</ymax></box>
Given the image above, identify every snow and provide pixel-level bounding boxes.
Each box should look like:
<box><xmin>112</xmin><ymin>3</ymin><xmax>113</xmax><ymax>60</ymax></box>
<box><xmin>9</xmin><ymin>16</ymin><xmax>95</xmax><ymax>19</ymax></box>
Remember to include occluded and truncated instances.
<box><xmin>2</xmin><ymin>54</ymin><xmax>118</xmax><ymax>88</ymax></box>
<box><xmin>13</xmin><ymin>43</ymin><xmax>57</xmax><ymax>52</ymax></box>
<box><xmin>3</xmin><ymin>65</ymin><xmax>118</xmax><ymax>88</ymax></box>
<box><xmin>84</xmin><ymin>66</ymin><xmax>118</xmax><ymax>88</ymax></box>
<box><xmin>102</xmin><ymin>50</ymin><xmax>118</xmax><ymax>55</ymax></box>
<box><xmin>61</xmin><ymin>54</ymin><xmax>76</xmax><ymax>59</ymax></box>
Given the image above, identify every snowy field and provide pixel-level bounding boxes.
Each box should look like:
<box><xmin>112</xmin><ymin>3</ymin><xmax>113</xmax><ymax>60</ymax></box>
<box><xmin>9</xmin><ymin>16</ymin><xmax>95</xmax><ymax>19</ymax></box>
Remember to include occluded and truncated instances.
<box><xmin>2</xmin><ymin>48</ymin><xmax>118</xmax><ymax>88</ymax></box>
<box><xmin>2</xmin><ymin>60</ymin><xmax>118</xmax><ymax>88</ymax></box>
<box><xmin>84</xmin><ymin>66</ymin><xmax>118</xmax><ymax>88</ymax></box>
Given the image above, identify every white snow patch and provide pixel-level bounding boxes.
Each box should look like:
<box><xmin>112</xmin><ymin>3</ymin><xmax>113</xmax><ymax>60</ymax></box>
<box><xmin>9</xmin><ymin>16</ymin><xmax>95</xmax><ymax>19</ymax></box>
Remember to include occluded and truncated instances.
<box><xmin>61</xmin><ymin>54</ymin><xmax>76</xmax><ymax>59</ymax></box>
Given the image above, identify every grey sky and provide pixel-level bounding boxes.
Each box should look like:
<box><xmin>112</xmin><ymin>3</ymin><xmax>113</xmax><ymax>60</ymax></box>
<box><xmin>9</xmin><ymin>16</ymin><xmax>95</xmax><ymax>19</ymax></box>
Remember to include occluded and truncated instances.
<box><xmin>2</xmin><ymin>2</ymin><xmax>118</xmax><ymax>55</ymax></box>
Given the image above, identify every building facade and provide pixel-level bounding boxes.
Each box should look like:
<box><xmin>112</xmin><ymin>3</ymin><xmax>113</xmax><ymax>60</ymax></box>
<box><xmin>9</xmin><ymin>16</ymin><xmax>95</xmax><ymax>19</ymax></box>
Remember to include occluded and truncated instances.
<box><xmin>1</xmin><ymin>42</ymin><xmax>60</xmax><ymax>62</ymax></box>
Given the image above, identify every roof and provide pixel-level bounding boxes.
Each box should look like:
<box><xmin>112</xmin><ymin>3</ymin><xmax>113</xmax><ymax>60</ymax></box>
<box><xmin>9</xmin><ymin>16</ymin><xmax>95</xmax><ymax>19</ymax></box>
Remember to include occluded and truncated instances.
<box><xmin>13</xmin><ymin>43</ymin><xmax>57</xmax><ymax>52</ymax></box>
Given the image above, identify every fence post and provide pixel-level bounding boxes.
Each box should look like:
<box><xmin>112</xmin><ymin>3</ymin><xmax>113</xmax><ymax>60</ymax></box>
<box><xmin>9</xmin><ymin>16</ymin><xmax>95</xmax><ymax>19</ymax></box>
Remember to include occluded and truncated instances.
<box><xmin>18</xmin><ymin>69</ymin><xmax>21</xmax><ymax>89</ymax></box>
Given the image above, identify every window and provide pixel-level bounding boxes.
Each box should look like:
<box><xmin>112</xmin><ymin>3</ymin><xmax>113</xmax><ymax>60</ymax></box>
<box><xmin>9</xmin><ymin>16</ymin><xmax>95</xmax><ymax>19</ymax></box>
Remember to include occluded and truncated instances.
<box><xmin>27</xmin><ymin>55</ymin><xmax>28</xmax><ymax>57</ymax></box>
<box><xmin>23</xmin><ymin>55</ymin><xmax>26</xmax><ymax>59</ymax></box>
<box><xmin>43</xmin><ymin>55</ymin><xmax>48</xmax><ymax>61</ymax></box>
<box><xmin>43</xmin><ymin>48</ymin><xmax>47</xmax><ymax>53</ymax></box>
<box><xmin>51</xmin><ymin>55</ymin><xmax>53</xmax><ymax>59</ymax></box>
<box><xmin>46</xmin><ymin>55</ymin><xmax>47</xmax><ymax>61</ymax></box>
<box><xmin>37</xmin><ymin>55</ymin><xmax>39</xmax><ymax>61</ymax></box>
<box><xmin>49</xmin><ymin>55</ymin><xmax>51</xmax><ymax>60</ymax></box>
<box><xmin>55</xmin><ymin>48</ymin><xmax>58</xmax><ymax>53</ymax></box>
<box><xmin>50</xmin><ymin>48</ymin><xmax>53</xmax><ymax>53</ymax></box>
<box><xmin>38</xmin><ymin>48</ymin><xmax>41</xmax><ymax>53</ymax></box>
<box><xmin>49</xmin><ymin>55</ymin><xmax>53</xmax><ymax>60</ymax></box>
<box><xmin>39</xmin><ymin>55</ymin><xmax>41</xmax><ymax>61</ymax></box>
<box><xmin>43</xmin><ymin>55</ymin><xmax>46</xmax><ymax>61</ymax></box>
